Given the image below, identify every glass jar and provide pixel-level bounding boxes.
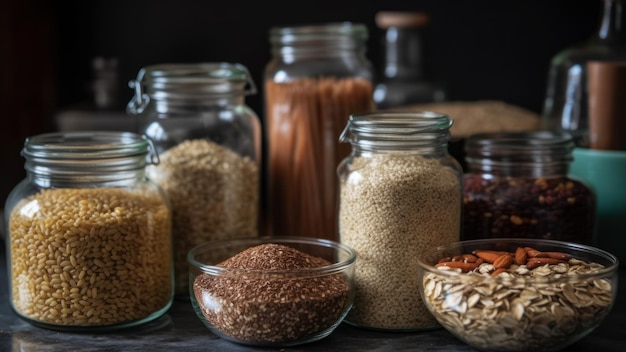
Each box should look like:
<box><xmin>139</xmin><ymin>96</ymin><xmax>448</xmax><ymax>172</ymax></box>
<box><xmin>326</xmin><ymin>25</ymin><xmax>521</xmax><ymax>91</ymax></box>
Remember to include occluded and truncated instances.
<box><xmin>541</xmin><ymin>0</ymin><xmax>626</xmax><ymax>147</ymax></box>
<box><xmin>462</xmin><ymin>131</ymin><xmax>596</xmax><ymax>244</ymax></box>
<box><xmin>372</xmin><ymin>11</ymin><xmax>446</xmax><ymax>109</ymax></box>
<box><xmin>337</xmin><ymin>112</ymin><xmax>463</xmax><ymax>331</ymax></box>
<box><xmin>264</xmin><ymin>22</ymin><xmax>375</xmax><ymax>241</ymax></box>
<box><xmin>127</xmin><ymin>62</ymin><xmax>262</xmax><ymax>297</ymax></box>
<box><xmin>4</xmin><ymin>131</ymin><xmax>173</xmax><ymax>331</ymax></box>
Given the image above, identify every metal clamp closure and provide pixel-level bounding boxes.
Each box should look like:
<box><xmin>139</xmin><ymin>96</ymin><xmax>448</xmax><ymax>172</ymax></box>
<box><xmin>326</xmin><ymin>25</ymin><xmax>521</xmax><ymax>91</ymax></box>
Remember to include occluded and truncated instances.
<box><xmin>126</xmin><ymin>68</ymin><xmax>150</xmax><ymax>115</ymax></box>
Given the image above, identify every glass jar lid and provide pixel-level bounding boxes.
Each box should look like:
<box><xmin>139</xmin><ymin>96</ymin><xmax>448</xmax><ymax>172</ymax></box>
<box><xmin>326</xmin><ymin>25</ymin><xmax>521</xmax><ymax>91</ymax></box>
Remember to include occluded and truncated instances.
<box><xmin>270</xmin><ymin>22</ymin><xmax>368</xmax><ymax>54</ymax></box>
<box><xmin>464</xmin><ymin>131</ymin><xmax>575</xmax><ymax>172</ymax></box>
<box><xmin>127</xmin><ymin>62</ymin><xmax>256</xmax><ymax>114</ymax></box>
<box><xmin>339</xmin><ymin>111</ymin><xmax>452</xmax><ymax>151</ymax></box>
<box><xmin>22</xmin><ymin>131</ymin><xmax>158</xmax><ymax>185</ymax></box>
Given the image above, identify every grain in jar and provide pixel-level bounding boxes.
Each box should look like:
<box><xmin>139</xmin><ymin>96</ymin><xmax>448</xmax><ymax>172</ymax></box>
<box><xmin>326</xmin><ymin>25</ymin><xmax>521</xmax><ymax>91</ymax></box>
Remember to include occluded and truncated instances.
<box><xmin>4</xmin><ymin>132</ymin><xmax>173</xmax><ymax>331</ymax></box>
<box><xmin>264</xmin><ymin>22</ymin><xmax>375</xmax><ymax>241</ymax></box>
<box><xmin>337</xmin><ymin>112</ymin><xmax>462</xmax><ymax>330</ymax></box>
<box><xmin>127</xmin><ymin>62</ymin><xmax>262</xmax><ymax>297</ymax></box>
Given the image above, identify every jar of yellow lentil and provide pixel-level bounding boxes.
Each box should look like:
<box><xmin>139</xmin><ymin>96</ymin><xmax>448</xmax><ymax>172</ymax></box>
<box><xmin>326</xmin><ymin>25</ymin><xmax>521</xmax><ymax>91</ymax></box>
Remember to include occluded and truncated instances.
<box><xmin>3</xmin><ymin>131</ymin><xmax>173</xmax><ymax>331</ymax></box>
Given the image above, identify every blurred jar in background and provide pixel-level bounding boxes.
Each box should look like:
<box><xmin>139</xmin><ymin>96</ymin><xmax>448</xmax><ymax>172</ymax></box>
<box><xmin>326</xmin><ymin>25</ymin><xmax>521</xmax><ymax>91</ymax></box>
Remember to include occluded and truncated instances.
<box><xmin>373</xmin><ymin>11</ymin><xmax>446</xmax><ymax>109</ymax></box>
<box><xmin>264</xmin><ymin>22</ymin><xmax>375</xmax><ymax>241</ymax></box>
<box><xmin>541</xmin><ymin>0</ymin><xmax>626</xmax><ymax>147</ymax></box>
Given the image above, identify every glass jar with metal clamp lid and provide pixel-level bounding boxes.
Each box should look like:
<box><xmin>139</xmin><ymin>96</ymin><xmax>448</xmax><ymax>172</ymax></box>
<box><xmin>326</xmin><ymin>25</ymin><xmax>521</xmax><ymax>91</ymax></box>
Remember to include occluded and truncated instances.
<box><xmin>127</xmin><ymin>62</ymin><xmax>262</xmax><ymax>297</ymax></box>
<box><xmin>4</xmin><ymin>131</ymin><xmax>173</xmax><ymax>331</ymax></box>
<box><xmin>462</xmin><ymin>131</ymin><xmax>596</xmax><ymax>244</ymax></box>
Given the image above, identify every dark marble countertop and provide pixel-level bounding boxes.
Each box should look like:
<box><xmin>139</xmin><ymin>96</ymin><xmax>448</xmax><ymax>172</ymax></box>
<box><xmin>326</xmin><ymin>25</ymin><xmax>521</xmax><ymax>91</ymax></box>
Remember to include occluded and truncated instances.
<box><xmin>1</xmin><ymin>239</ymin><xmax>625</xmax><ymax>352</ymax></box>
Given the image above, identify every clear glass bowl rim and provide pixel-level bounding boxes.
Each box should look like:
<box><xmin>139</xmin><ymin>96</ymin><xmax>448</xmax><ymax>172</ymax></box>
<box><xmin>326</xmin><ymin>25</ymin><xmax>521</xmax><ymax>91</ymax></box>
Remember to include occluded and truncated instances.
<box><xmin>187</xmin><ymin>236</ymin><xmax>357</xmax><ymax>276</ymax></box>
<box><xmin>417</xmin><ymin>238</ymin><xmax>619</xmax><ymax>283</ymax></box>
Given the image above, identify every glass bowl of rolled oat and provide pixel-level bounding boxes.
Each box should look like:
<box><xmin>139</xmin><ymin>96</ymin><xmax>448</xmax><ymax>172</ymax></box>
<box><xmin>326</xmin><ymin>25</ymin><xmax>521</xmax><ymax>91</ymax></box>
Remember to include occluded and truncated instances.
<box><xmin>417</xmin><ymin>238</ymin><xmax>618</xmax><ymax>352</ymax></box>
<box><xmin>187</xmin><ymin>236</ymin><xmax>356</xmax><ymax>347</ymax></box>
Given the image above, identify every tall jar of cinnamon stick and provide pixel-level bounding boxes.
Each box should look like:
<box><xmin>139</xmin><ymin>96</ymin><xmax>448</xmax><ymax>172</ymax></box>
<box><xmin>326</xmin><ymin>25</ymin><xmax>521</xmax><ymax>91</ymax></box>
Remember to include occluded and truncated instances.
<box><xmin>264</xmin><ymin>22</ymin><xmax>375</xmax><ymax>241</ymax></box>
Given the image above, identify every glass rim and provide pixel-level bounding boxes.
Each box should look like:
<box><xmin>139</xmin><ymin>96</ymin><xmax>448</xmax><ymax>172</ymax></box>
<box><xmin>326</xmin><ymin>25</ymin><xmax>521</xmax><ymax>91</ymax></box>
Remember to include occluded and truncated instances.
<box><xmin>188</xmin><ymin>236</ymin><xmax>357</xmax><ymax>276</ymax></box>
<box><xmin>417</xmin><ymin>238</ymin><xmax>619</xmax><ymax>283</ymax></box>
<box><xmin>270</xmin><ymin>21</ymin><xmax>368</xmax><ymax>37</ymax></box>
<box><xmin>23</xmin><ymin>131</ymin><xmax>150</xmax><ymax>158</ymax></box>
<box><xmin>465</xmin><ymin>131</ymin><xmax>575</xmax><ymax>150</ymax></box>
<box><xmin>141</xmin><ymin>62</ymin><xmax>250</xmax><ymax>83</ymax></box>
<box><xmin>339</xmin><ymin>111</ymin><xmax>453</xmax><ymax>145</ymax></box>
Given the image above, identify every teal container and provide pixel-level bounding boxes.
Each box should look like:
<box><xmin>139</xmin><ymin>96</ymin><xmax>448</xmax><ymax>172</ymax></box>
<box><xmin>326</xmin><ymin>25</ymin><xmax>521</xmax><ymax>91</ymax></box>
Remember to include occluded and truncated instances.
<box><xmin>570</xmin><ymin>147</ymin><xmax>626</xmax><ymax>265</ymax></box>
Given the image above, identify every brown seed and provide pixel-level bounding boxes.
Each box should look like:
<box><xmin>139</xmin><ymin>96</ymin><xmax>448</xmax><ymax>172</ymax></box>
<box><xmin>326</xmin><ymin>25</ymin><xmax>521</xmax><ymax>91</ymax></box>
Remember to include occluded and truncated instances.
<box><xmin>493</xmin><ymin>254</ymin><xmax>514</xmax><ymax>269</ymax></box>
<box><xmin>194</xmin><ymin>244</ymin><xmax>350</xmax><ymax>343</ymax></box>
<box><xmin>438</xmin><ymin>256</ymin><xmax>452</xmax><ymax>264</ymax></box>
<box><xmin>514</xmin><ymin>247</ymin><xmax>527</xmax><ymax>265</ymax></box>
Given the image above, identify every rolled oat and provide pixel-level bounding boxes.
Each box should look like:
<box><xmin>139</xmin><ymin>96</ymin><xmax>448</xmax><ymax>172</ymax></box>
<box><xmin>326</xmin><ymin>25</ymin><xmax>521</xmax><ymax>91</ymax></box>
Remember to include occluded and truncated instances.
<box><xmin>423</xmin><ymin>248</ymin><xmax>614</xmax><ymax>351</ymax></box>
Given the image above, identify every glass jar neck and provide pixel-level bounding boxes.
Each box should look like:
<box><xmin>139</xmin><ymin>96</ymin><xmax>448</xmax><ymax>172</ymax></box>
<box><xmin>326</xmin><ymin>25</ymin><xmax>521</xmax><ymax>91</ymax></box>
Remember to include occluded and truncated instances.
<box><xmin>339</xmin><ymin>111</ymin><xmax>452</xmax><ymax>155</ymax></box>
<box><xmin>127</xmin><ymin>62</ymin><xmax>255</xmax><ymax>116</ymax></box>
<box><xmin>596</xmin><ymin>0</ymin><xmax>626</xmax><ymax>45</ymax></box>
<box><xmin>22</xmin><ymin>132</ymin><xmax>156</xmax><ymax>188</ymax></box>
<box><xmin>465</xmin><ymin>131</ymin><xmax>574</xmax><ymax>178</ymax></box>
<box><xmin>270</xmin><ymin>22</ymin><xmax>368</xmax><ymax>61</ymax></box>
<box><xmin>383</xmin><ymin>26</ymin><xmax>426</xmax><ymax>80</ymax></box>
<box><xmin>375</xmin><ymin>12</ymin><xmax>430</xmax><ymax>80</ymax></box>
<box><xmin>152</xmin><ymin>95</ymin><xmax>245</xmax><ymax>114</ymax></box>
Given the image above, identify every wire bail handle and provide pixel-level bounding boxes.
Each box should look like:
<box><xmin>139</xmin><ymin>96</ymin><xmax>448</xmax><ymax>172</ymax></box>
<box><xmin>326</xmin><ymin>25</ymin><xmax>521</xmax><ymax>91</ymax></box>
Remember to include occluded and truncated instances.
<box><xmin>126</xmin><ymin>67</ymin><xmax>149</xmax><ymax>115</ymax></box>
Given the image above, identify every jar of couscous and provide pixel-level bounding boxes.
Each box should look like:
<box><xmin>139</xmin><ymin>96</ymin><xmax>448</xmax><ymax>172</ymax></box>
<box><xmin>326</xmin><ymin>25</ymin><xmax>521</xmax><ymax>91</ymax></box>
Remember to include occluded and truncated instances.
<box><xmin>337</xmin><ymin>112</ymin><xmax>463</xmax><ymax>331</ymax></box>
<box><xmin>3</xmin><ymin>131</ymin><xmax>173</xmax><ymax>331</ymax></box>
<box><xmin>127</xmin><ymin>62</ymin><xmax>262</xmax><ymax>297</ymax></box>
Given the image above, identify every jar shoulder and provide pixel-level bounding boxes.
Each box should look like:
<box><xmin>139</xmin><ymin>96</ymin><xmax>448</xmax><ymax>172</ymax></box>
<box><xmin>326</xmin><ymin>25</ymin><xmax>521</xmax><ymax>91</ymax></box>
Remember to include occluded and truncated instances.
<box><xmin>265</xmin><ymin>56</ymin><xmax>373</xmax><ymax>81</ymax></box>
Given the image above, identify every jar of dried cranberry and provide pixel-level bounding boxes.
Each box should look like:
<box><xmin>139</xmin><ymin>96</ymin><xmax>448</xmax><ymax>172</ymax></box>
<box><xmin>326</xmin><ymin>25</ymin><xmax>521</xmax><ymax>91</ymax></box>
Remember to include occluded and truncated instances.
<box><xmin>462</xmin><ymin>131</ymin><xmax>595</xmax><ymax>244</ymax></box>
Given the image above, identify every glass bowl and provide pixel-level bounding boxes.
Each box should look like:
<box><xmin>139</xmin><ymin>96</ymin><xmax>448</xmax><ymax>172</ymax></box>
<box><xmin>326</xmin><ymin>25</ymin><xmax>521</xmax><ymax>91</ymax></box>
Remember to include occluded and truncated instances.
<box><xmin>187</xmin><ymin>236</ymin><xmax>356</xmax><ymax>347</ymax></box>
<box><xmin>417</xmin><ymin>238</ymin><xmax>619</xmax><ymax>352</ymax></box>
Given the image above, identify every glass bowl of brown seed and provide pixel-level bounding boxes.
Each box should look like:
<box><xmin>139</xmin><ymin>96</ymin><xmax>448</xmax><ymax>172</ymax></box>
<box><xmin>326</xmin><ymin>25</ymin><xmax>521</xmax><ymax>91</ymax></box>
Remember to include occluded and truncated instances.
<box><xmin>417</xmin><ymin>238</ymin><xmax>618</xmax><ymax>352</ymax></box>
<box><xmin>187</xmin><ymin>236</ymin><xmax>357</xmax><ymax>347</ymax></box>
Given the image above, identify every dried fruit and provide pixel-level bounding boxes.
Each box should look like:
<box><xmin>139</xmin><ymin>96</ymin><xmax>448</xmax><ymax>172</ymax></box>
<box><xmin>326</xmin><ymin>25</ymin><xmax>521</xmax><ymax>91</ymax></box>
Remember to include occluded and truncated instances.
<box><xmin>463</xmin><ymin>175</ymin><xmax>595</xmax><ymax>243</ymax></box>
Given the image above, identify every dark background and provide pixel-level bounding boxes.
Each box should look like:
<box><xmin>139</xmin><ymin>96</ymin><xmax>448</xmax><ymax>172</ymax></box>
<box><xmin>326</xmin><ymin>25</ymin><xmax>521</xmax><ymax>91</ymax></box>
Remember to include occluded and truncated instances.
<box><xmin>1</xmin><ymin>0</ymin><xmax>602</xmax><ymax>206</ymax></box>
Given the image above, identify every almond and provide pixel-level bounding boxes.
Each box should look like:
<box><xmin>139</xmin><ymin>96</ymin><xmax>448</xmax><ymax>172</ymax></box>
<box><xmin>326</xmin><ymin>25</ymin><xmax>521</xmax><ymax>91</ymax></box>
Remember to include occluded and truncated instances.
<box><xmin>526</xmin><ymin>257</ymin><xmax>565</xmax><ymax>269</ymax></box>
<box><xmin>473</xmin><ymin>250</ymin><xmax>503</xmax><ymax>264</ymax></box>
<box><xmin>544</xmin><ymin>251</ymin><xmax>572</xmax><ymax>261</ymax></box>
<box><xmin>438</xmin><ymin>256</ymin><xmax>452</xmax><ymax>264</ymax></box>
<box><xmin>435</xmin><ymin>261</ymin><xmax>478</xmax><ymax>273</ymax></box>
<box><xmin>493</xmin><ymin>254</ymin><xmax>514</xmax><ymax>269</ymax></box>
<box><xmin>514</xmin><ymin>247</ymin><xmax>527</xmax><ymax>265</ymax></box>
<box><xmin>491</xmin><ymin>268</ymin><xmax>507</xmax><ymax>277</ymax></box>
<box><xmin>462</xmin><ymin>254</ymin><xmax>478</xmax><ymax>263</ymax></box>
<box><xmin>525</xmin><ymin>247</ymin><xmax>549</xmax><ymax>258</ymax></box>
